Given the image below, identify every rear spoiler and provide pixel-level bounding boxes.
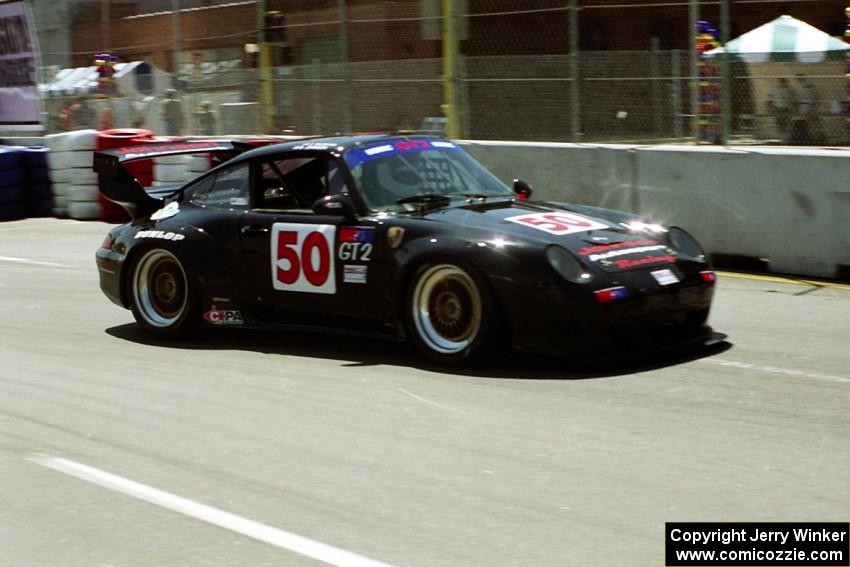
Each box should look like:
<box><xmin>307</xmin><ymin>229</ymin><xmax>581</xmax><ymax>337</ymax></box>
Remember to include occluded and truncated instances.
<box><xmin>93</xmin><ymin>140</ymin><xmax>254</xmax><ymax>220</ymax></box>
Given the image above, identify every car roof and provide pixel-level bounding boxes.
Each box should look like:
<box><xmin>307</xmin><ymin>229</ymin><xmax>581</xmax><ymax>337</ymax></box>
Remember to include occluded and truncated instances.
<box><xmin>233</xmin><ymin>132</ymin><xmax>446</xmax><ymax>162</ymax></box>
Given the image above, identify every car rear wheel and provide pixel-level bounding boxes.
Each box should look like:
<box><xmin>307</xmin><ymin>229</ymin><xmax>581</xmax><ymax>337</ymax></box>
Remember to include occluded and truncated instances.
<box><xmin>129</xmin><ymin>248</ymin><xmax>198</xmax><ymax>338</ymax></box>
<box><xmin>407</xmin><ymin>262</ymin><xmax>493</xmax><ymax>365</ymax></box>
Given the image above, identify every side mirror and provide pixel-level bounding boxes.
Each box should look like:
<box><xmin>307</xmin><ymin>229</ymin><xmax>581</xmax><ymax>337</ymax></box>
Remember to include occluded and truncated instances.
<box><xmin>513</xmin><ymin>179</ymin><xmax>533</xmax><ymax>201</ymax></box>
<box><xmin>312</xmin><ymin>193</ymin><xmax>356</xmax><ymax>217</ymax></box>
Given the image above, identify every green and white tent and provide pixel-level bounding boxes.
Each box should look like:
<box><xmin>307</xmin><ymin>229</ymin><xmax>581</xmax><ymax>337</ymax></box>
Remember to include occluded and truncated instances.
<box><xmin>706</xmin><ymin>15</ymin><xmax>849</xmax><ymax>63</ymax></box>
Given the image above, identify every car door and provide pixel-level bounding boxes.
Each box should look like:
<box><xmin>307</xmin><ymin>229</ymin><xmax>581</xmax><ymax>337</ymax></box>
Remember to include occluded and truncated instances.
<box><xmin>239</xmin><ymin>151</ymin><xmax>391</xmax><ymax>321</ymax></box>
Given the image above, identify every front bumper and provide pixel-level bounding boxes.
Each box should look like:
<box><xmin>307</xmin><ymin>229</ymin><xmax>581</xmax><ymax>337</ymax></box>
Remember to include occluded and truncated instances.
<box><xmin>503</xmin><ymin>276</ymin><xmax>716</xmax><ymax>358</ymax></box>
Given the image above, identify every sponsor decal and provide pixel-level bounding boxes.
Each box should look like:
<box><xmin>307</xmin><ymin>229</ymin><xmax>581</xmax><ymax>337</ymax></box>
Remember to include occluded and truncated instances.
<box><xmin>292</xmin><ymin>142</ymin><xmax>337</xmax><ymax>150</ymax></box>
<box><xmin>134</xmin><ymin>230</ymin><xmax>185</xmax><ymax>241</ymax></box>
<box><xmin>203</xmin><ymin>310</ymin><xmax>244</xmax><ymax>325</ymax></box>
<box><xmin>339</xmin><ymin>227</ymin><xmax>375</xmax><ymax>243</ymax></box>
<box><xmin>343</xmin><ymin>265</ymin><xmax>368</xmax><ymax>284</ymax></box>
<box><xmin>386</xmin><ymin>226</ymin><xmax>405</xmax><ymax>249</ymax></box>
<box><xmin>272</xmin><ymin>223</ymin><xmax>336</xmax><ymax>294</ymax></box>
<box><xmin>113</xmin><ymin>141</ymin><xmax>230</xmax><ymax>160</ymax></box>
<box><xmin>578</xmin><ymin>238</ymin><xmax>659</xmax><ymax>256</ymax></box>
<box><xmin>505</xmin><ymin>212</ymin><xmax>609</xmax><ymax>236</ymax></box>
<box><xmin>338</xmin><ymin>228</ymin><xmax>375</xmax><ymax>261</ymax></box>
<box><xmin>150</xmin><ymin>201</ymin><xmax>180</xmax><ymax>221</ymax></box>
<box><xmin>345</xmin><ymin>138</ymin><xmax>463</xmax><ymax>169</ymax></box>
<box><xmin>614</xmin><ymin>254</ymin><xmax>676</xmax><ymax>270</ymax></box>
<box><xmin>586</xmin><ymin>243</ymin><xmax>669</xmax><ymax>263</ymax></box>
<box><xmin>651</xmin><ymin>268</ymin><xmax>680</xmax><ymax>286</ymax></box>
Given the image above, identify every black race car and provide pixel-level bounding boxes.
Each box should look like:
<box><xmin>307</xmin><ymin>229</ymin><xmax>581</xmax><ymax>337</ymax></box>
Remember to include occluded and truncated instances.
<box><xmin>94</xmin><ymin>134</ymin><xmax>716</xmax><ymax>365</ymax></box>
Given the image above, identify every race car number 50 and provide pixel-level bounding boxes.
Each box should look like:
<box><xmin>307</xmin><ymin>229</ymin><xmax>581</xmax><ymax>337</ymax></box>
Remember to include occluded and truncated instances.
<box><xmin>271</xmin><ymin>224</ymin><xmax>336</xmax><ymax>294</ymax></box>
<box><xmin>505</xmin><ymin>212</ymin><xmax>609</xmax><ymax>236</ymax></box>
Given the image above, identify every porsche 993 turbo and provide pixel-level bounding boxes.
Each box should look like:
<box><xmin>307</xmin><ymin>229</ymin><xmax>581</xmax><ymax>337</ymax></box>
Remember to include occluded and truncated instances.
<box><xmin>94</xmin><ymin>135</ymin><xmax>716</xmax><ymax>365</ymax></box>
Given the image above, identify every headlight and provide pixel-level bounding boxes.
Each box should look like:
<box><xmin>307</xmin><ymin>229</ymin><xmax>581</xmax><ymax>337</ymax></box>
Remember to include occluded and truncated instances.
<box><xmin>546</xmin><ymin>245</ymin><xmax>592</xmax><ymax>283</ymax></box>
<box><xmin>667</xmin><ymin>227</ymin><xmax>705</xmax><ymax>260</ymax></box>
<box><xmin>622</xmin><ymin>220</ymin><xmax>667</xmax><ymax>234</ymax></box>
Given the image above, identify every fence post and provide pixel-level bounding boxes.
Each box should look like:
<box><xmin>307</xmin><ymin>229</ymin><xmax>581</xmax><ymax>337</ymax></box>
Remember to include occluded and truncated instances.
<box><xmin>688</xmin><ymin>0</ymin><xmax>699</xmax><ymax>142</ymax></box>
<box><xmin>569</xmin><ymin>0</ymin><xmax>581</xmax><ymax>142</ymax></box>
<box><xmin>720</xmin><ymin>0</ymin><xmax>730</xmax><ymax>143</ymax></box>
<box><xmin>672</xmin><ymin>50</ymin><xmax>683</xmax><ymax>138</ymax></box>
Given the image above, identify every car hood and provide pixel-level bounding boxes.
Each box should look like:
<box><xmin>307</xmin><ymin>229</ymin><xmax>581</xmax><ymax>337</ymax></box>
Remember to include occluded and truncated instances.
<box><xmin>413</xmin><ymin>198</ymin><xmax>676</xmax><ymax>272</ymax></box>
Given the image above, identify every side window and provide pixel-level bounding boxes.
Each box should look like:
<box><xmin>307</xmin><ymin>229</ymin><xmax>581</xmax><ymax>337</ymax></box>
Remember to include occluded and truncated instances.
<box><xmin>255</xmin><ymin>155</ymin><xmax>348</xmax><ymax>210</ymax></box>
<box><xmin>188</xmin><ymin>164</ymin><xmax>250</xmax><ymax>210</ymax></box>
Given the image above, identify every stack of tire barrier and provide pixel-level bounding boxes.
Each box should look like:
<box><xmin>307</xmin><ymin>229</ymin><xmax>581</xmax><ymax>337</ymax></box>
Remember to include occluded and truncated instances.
<box><xmin>96</xmin><ymin>129</ymin><xmax>155</xmax><ymax>221</ymax></box>
<box><xmin>0</xmin><ymin>146</ymin><xmax>25</xmax><ymax>220</ymax></box>
<box><xmin>22</xmin><ymin>146</ymin><xmax>52</xmax><ymax>217</ymax></box>
<box><xmin>187</xmin><ymin>153</ymin><xmax>212</xmax><ymax>177</ymax></box>
<box><xmin>0</xmin><ymin>145</ymin><xmax>53</xmax><ymax>221</ymax></box>
<box><xmin>45</xmin><ymin>130</ymin><xmax>100</xmax><ymax>219</ymax></box>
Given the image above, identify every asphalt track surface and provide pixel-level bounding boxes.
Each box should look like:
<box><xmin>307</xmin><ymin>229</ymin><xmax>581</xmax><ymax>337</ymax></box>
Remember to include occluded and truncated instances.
<box><xmin>1</xmin><ymin>218</ymin><xmax>848</xmax><ymax>567</ymax></box>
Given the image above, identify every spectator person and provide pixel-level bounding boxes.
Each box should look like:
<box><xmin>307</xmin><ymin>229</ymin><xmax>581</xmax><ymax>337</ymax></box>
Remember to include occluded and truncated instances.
<box><xmin>195</xmin><ymin>100</ymin><xmax>217</xmax><ymax>135</ymax></box>
<box><xmin>70</xmin><ymin>97</ymin><xmax>96</xmax><ymax>130</ymax></box>
<box><xmin>160</xmin><ymin>89</ymin><xmax>185</xmax><ymax>136</ymax></box>
<box><xmin>796</xmin><ymin>74</ymin><xmax>819</xmax><ymax>144</ymax></box>
<box><xmin>768</xmin><ymin>78</ymin><xmax>796</xmax><ymax>142</ymax></box>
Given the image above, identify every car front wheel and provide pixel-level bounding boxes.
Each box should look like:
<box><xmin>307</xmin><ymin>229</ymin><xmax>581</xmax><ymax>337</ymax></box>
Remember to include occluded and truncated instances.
<box><xmin>406</xmin><ymin>262</ymin><xmax>493</xmax><ymax>365</ymax></box>
<box><xmin>129</xmin><ymin>248</ymin><xmax>198</xmax><ymax>339</ymax></box>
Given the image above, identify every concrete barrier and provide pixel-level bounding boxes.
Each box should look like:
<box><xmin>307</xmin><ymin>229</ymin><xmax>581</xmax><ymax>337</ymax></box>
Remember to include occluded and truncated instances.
<box><xmin>463</xmin><ymin>141</ymin><xmax>850</xmax><ymax>279</ymax></box>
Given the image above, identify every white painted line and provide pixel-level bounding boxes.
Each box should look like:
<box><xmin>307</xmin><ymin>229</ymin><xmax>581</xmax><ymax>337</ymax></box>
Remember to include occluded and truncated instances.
<box><xmin>0</xmin><ymin>255</ymin><xmax>71</xmax><ymax>268</ymax></box>
<box><xmin>697</xmin><ymin>358</ymin><xmax>850</xmax><ymax>384</ymax></box>
<box><xmin>397</xmin><ymin>387</ymin><xmax>466</xmax><ymax>414</ymax></box>
<box><xmin>29</xmin><ymin>455</ymin><xmax>395</xmax><ymax>567</ymax></box>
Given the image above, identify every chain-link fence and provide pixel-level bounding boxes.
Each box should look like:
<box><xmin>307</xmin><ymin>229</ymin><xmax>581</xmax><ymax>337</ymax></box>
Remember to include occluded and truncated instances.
<box><xmin>36</xmin><ymin>0</ymin><xmax>850</xmax><ymax>145</ymax></box>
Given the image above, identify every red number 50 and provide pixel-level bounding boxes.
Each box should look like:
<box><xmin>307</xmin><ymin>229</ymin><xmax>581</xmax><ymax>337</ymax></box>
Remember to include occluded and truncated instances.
<box><xmin>273</xmin><ymin>225</ymin><xmax>336</xmax><ymax>294</ymax></box>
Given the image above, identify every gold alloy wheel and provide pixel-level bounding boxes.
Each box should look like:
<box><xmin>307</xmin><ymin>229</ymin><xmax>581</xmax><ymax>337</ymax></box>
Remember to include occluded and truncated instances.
<box><xmin>132</xmin><ymin>249</ymin><xmax>189</xmax><ymax>328</ymax></box>
<box><xmin>411</xmin><ymin>264</ymin><xmax>482</xmax><ymax>355</ymax></box>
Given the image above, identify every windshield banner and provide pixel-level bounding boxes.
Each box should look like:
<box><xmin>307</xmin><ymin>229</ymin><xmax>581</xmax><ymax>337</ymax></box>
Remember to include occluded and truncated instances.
<box><xmin>0</xmin><ymin>0</ymin><xmax>40</xmax><ymax>129</ymax></box>
<box><xmin>345</xmin><ymin>138</ymin><xmax>462</xmax><ymax>169</ymax></box>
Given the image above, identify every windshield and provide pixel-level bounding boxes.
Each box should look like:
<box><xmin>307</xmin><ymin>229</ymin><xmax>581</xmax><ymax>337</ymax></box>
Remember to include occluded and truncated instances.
<box><xmin>344</xmin><ymin>139</ymin><xmax>513</xmax><ymax>211</ymax></box>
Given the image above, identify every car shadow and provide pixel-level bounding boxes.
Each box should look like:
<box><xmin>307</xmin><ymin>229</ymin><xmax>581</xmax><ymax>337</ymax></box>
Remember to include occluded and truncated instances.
<box><xmin>105</xmin><ymin>324</ymin><xmax>732</xmax><ymax>381</ymax></box>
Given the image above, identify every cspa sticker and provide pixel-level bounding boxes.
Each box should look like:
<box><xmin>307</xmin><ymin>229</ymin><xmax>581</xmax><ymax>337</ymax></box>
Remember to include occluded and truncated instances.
<box><xmin>203</xmin><ymin>310</ymin><xmax>244</xmax><ymax>325</ymax></box>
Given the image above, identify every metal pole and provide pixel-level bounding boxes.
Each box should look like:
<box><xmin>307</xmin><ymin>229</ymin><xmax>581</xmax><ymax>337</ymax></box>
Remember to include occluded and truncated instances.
<box><xmin>569</xmin><ymin>0</ymin><xmax>580</xmax><ymax>142</ymax></box>
<box><xmin>719</xmin><ymin>0</ymin><xmax>730</xmax><ymax>144</ymax></box>
<box><xmin>257</xmin><ymin>0</ymin><xmax>275</xmax><ymax>132</ymax></box>
<box><xmin>442</xmin><ymin>0</ymin><xmax>460</xmax><ymax>138</ymax></box>
<box><xmin>338</xmin><ymin>0</ymin><xmax>352</xmax><ymax>133</ymax></box>
<box><xmin>688</xmin><ymin>0</ymin><xmax>699</xmax><ymax>142</ymax></box>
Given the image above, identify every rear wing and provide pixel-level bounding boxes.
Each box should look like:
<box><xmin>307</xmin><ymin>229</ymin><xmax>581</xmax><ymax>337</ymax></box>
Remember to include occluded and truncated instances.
<box><xmin>93</xmin><ymin>140</ymin><xmax>254</xmax><ymax>220</ymax></box>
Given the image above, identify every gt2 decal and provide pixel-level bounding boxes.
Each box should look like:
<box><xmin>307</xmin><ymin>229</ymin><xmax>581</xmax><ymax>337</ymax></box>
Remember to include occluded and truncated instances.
<box><xmin>203</xmin><ymin>310</ymin><xmax>244</xmax><ymax>325</ymax></box>
<box><xmin>338</xmin><ymin>227</ymin><xmax>375</xmax><ymax>261</ymax></box>
<box><xmin>504</xmin><ymin>212</ymin><xmax>608</xmax><ymax>236</ymax></box>
<box><xmin>135</xmin><ymin>230</ymin><xmax>185</xmax><ymax>241</ymax></box>
<box><xmin>271</xmin><ymin>224</ymin><xmax>336</xmax><ymax>294</ymax></box>
<box><xmin>338</xmin><ymin>242</ymin><xmax>372</xmax><ymax>262</ymax></box>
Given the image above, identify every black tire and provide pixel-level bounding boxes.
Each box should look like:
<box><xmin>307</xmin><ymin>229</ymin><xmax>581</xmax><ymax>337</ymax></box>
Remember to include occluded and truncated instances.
<box><xmin>128</xmin><ymin>247</ymin><xmax>199</xmax><ymax>339</ymax></box>
<box><xmin>405</xmin><ymin>261</ymin><xmax>494</xmax><ymax>365</ymax></box>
